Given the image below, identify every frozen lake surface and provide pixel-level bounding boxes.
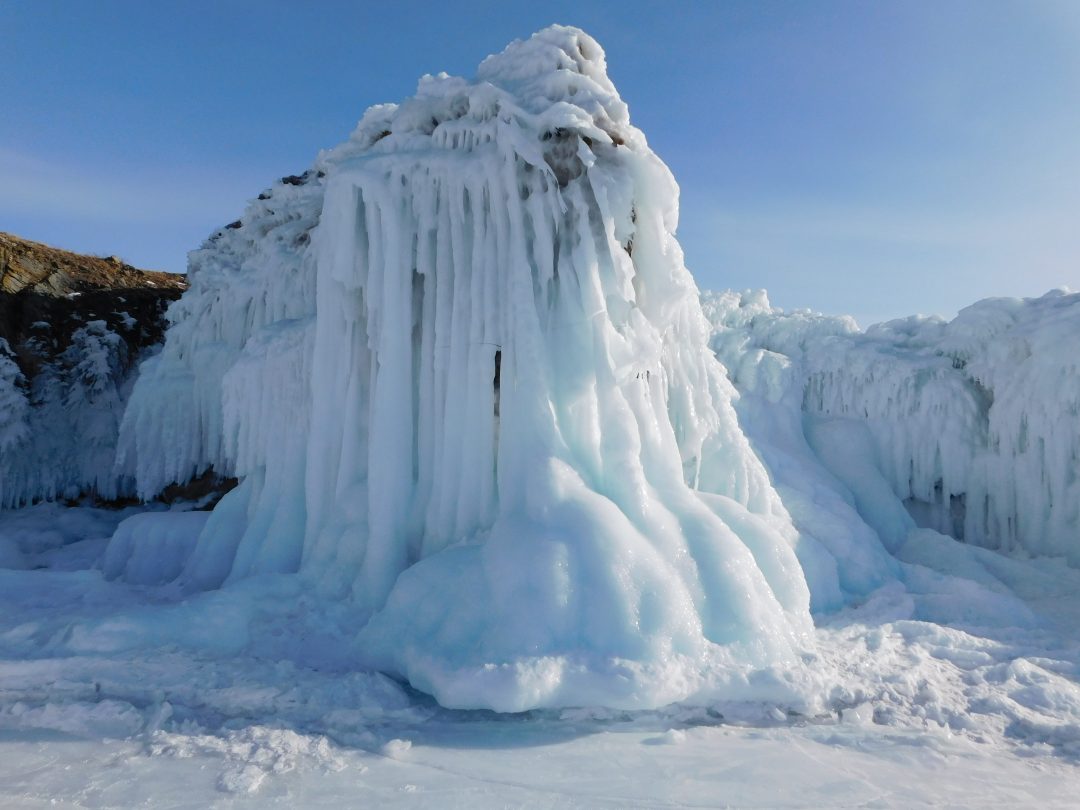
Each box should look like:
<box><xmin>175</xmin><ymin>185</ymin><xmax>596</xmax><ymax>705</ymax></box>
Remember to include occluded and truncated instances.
<box><xmin>2</xmin><ymin>504</ymin><xmax>1079</xmax><ymax>808</ymax></box>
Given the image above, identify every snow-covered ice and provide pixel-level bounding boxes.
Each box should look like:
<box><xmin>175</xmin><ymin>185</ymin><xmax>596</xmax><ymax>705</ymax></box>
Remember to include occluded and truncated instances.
<box><xmin>705</xmin><ymin>286</ymin><xmax>1080</xmax><ymax>562</ymax></box>
<box><xmin>0</xmin><ymin>321</ymin><xmax>134</xmax><ymax>508</ymax></box>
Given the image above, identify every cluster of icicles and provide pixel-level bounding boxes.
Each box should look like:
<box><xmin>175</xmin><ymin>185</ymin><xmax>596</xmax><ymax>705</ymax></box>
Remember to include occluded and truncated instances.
<box><xmin>115</xmin><ymin>27</ymin><xmax>819</xmax><ymax>711</ymax></box>
<box><xmin>110</xmin><ymin>26</ymin><xmax>1080</xmax><ymax>711</ymax></box>
<box><xmin>706</xmin><ymin>288</ymin><xmax>1080</xmax><ymax>566</ymax></box>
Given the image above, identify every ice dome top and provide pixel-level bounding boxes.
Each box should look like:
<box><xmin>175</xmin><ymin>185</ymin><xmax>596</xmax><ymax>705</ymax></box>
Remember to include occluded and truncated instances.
<box><xmin>342</xmin><ymin>25</ymin><xmax>636</xmax><ymax>167</ymax></box>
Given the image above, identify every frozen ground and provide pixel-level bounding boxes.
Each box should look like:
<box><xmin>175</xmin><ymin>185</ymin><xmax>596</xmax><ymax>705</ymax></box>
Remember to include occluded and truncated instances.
<box><xmin>2</xmin><ymin>504</ymin><xmax>1080</xmax><ymax>807</ymax></box>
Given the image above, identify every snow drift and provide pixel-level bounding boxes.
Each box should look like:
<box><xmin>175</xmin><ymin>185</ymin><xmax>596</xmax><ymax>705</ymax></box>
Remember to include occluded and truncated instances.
<box><xmin>115</xmin><ymin>26</ymin><xmax>823</xmax><ymax>710</ymax></box>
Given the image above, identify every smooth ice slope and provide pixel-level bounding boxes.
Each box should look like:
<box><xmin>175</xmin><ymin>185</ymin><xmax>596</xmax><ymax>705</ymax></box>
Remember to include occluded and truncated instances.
<box><xmin>705</xmin><ymin>288</ymin><xmax>1080</xmax><ymax>563</ymax></box>
<box><xmin>115</xmin><ymin>27</ymin><xmax>818</xmax><ymax>711</ymax></box>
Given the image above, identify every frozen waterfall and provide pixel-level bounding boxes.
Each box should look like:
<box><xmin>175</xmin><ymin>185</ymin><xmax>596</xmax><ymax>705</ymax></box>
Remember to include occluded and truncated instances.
<box><xmin>115</xmin><ymin>26</ymin><xmax>822</xmax><ymax>710</ymax></box>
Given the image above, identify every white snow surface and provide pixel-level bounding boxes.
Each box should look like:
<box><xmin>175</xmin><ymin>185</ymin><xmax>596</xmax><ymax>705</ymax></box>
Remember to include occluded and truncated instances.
<box><xmin>4</xmin><ymin>24</ymin><xmax>1080</xmax><ymax>806</ymax></box>
<box><xmin>115</xmin><ymin>25</ymin><xmax>819</xmax><ymax>712</ymax></box>
<box><xmin>4</xmin><ymin>505</ymin><xmax>1080</xmax><ymax>806</ymax></box>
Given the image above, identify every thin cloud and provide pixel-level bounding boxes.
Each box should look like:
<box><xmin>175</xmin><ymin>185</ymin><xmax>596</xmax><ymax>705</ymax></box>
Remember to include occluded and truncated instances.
<box><xmin>0</xmin><ymin>145</ymin><xmax>267</xmax><ymax>227</ymax></box>
<box><xmin>682</xmin><ymin>195</ymin><xmax>1080</xmax><ymax>326</ymax></box>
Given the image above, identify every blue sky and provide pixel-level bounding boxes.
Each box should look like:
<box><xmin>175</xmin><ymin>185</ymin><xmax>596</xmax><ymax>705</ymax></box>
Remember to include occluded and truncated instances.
<box><xmin>2</xmin><ymin>1</ymin><xmax>1077</xmax><ymax>325</ymax></box>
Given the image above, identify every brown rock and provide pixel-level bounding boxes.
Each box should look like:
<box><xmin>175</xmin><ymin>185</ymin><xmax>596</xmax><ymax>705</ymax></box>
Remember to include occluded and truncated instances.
<box><xmin>0</xmin><ymin>232</ymin><xmax>187</xmax><ymax>360</ymax></box>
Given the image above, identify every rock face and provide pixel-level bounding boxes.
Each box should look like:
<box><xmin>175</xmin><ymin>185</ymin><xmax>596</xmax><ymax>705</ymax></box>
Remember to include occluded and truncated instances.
<box><xmin>0</xmin><ymin>232</ymin><xmax>186</xmax><ymax>507</ymax></box>
<box><xmin>0</xmin><ymin>232</ymin><xmax>185</xmax><ymax>361</ymax></box>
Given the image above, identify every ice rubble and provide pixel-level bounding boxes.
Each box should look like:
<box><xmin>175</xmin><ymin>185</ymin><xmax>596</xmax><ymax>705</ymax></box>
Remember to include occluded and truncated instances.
<box><xmin>705</xmin><ymin>287</ymin><xmax>1080</xmax><ymax>564</ymax></box>
<box><xmin>115</xmin><ymin>26</ymin><xmax>822</xmax><ymax>711</ymax></box>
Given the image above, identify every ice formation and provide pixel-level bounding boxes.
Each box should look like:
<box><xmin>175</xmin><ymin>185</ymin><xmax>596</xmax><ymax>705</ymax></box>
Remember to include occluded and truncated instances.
<box><xmin>1</xmin><ymin>321</ymin><xmax>132</xmax><ymax>507</ymax></box>
<box><xmin>107</xmin><ymin>25</ymin><xmax>1080</xmax><ymax>712</ymax></box>
<box><xmin>116</xmin><ymin>26</ymin><xmax>818</xmax><ymax>710</ymax></box>
<box><xmin>0</xmin><ymin>339</ymin><xmax>30</xmax><ymax>454</ymax></box>
<box><xmin>705</xmin><ymin>288</ymin><xmax>1080</xmax><ymax>565</ymax></box>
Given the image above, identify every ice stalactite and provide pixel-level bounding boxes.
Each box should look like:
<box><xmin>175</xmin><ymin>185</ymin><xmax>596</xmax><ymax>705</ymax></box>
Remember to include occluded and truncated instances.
<box><xmin>113</xmin><ymin>26</ymin><xmax>816</xmax><ymax>711</ymax></box>
<box><xmin>116</xmin><ymin>173</ymin><xmax>321</xmax><ymax>502</ymax></box>
<box><xmin>1</xmin><ymin>322</ymin><xmax>133</xmax><ymax>507</ymax></box>
<box><xmin>117</xmin><ymin>168</ymin><xmax>322</xmax><ymax>589</ymax></box>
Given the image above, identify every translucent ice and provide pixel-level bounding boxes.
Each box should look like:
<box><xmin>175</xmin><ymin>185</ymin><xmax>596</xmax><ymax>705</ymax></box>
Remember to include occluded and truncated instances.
<box><xmin>114</xmin><ymin>27</ymin><xmax>816</xmax><ymax>710</ymax></box>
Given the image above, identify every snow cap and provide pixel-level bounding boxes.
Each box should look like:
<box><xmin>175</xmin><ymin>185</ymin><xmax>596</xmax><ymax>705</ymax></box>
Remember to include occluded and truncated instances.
<box><xmin>477</xmin><ymin>25</ymin><xmax>630</xmax><ymax>126</ymax></box>
<box><xmin>344</xmin><ymin>25</ymin><xmax>634</xmax><ymax>156</ymax></box>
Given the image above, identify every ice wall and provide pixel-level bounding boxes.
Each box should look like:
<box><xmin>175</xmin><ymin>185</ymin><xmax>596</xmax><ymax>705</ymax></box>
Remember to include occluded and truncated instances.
<box><xmin>115</xmin><ymin>27</ymin><xmax>820</xmax><ymax>711</ymax></box>
<box><xmin>706</xmin><ymin>288</ymin><xmax>1080</xmax><ymax>564</ymax></box>
<box><xmin>0</xmin><ymin>340</ymin><xmax>30</xmax><ymax>455</ymax></box>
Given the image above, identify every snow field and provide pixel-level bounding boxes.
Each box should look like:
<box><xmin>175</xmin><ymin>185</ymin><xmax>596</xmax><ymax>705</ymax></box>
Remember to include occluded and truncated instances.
<box><xmin>4</xmin><ymin>507</ymin><xmax>1080</xmax><ymax>805</ymax></box>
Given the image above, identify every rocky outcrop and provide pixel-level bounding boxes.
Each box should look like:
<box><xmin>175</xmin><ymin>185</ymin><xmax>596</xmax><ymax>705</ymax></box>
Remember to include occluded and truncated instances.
<box><xmin>0</xmin><ymin>232</ymin><xmax>185</xmax><ymax>368</ymax></box>
<box><xmin>0</xmin><ymin>232</ymin><xmax>186</xmax><ymax>507</ymax></box>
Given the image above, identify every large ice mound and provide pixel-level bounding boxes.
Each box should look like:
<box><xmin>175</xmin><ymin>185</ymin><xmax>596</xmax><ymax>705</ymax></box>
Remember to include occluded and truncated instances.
<box><xmin>706</xmin><ymin>288</ymin><xmax>1080</xmax><ymax>564</ymax></box>
<box><xmin>114</xmin><ymin>26</ymin><xmax>827</xmax><ymax>710</ymax></box>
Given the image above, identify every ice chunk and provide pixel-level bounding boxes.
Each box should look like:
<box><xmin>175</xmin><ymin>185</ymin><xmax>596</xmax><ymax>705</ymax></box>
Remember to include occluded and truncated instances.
<box><xmin>102</xmin><ymin>511</ymin><xmax>210</xmax><ymax>585</ymax></box>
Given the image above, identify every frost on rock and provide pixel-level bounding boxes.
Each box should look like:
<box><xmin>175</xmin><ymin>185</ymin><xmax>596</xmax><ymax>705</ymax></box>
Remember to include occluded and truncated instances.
<box><xmin>705</xmin><ymin>288</ymin><xmax>1080</xmax><ymax>565</ymax></box>
<box><xmin>0</xmin><ymin>232</ymin><xmax>185</xmax><ymax>507</ymax></box>
<box><xmin>115</xmin><ymin>26</ymin><xmax>817</xmax><ymax>711</ymax></box>
<box><xmin>0</xmin><ymin>339</ymin><xmax>30</xmax><ymax>453</ymax></box>
<box><xmin>1</xmin><ymin>322</ymin><xmax>130</xmax><ymax>506</ymax></box>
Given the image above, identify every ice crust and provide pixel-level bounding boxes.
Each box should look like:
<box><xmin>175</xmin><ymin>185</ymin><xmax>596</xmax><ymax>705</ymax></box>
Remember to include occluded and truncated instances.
<box><xmin>115</xmin><ymin>27</ymin><xmax>817</xmax><ymax>710</ymax></box>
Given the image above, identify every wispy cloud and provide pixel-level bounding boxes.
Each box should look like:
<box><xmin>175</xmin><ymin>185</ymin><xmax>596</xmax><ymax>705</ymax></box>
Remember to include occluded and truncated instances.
<box><xmin>0</xmin><ymin>145</ymin><xmax>266</xmax><ymax>227</ymax></box>
<box><xmin>681</xmin><ymin>193</ymin><xmax>1080</xmax><ymax>326</ymax></box>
